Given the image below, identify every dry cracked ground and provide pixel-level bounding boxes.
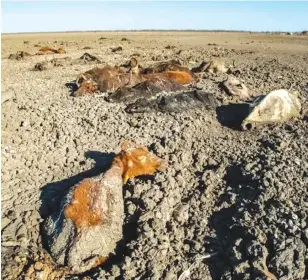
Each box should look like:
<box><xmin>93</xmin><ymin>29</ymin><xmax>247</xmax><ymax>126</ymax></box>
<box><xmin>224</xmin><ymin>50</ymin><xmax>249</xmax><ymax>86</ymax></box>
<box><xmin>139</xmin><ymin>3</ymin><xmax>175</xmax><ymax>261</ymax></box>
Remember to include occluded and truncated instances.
<box><xmin>1</xmin><ymin>31</ymin><xmax>308</xmax><ymax>279</ymax></box>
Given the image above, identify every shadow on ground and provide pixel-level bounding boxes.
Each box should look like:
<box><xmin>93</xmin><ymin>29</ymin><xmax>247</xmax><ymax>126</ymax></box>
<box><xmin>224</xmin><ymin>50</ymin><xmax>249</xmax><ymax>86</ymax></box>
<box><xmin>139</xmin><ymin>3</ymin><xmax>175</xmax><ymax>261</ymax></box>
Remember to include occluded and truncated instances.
<box><xmin>65</xmin><ymin>81</ymin><xmax>78</xmax><ymax>96</ymax></box>
<box><xmin>39</xmin><ymin>150</ymin><xmax>115</xmax><ymax>219</ymax></box>
<box><xmin>205</xmin><ymin>162</ymin><xmax>261</xmax><ymax>279</ymax></box>
<box><xmin>216</xmin><ymin>103</ymin><xmax>250</xmax><ymax>129</ymax></box>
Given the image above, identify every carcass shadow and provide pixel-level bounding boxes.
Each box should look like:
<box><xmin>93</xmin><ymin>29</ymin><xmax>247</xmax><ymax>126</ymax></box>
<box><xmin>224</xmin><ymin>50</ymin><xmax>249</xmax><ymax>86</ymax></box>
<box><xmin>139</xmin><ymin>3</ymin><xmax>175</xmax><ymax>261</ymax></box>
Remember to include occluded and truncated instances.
<box><xmin>39</xmin><ymin>151</ymin><xmax>115</xmax><ymax>220</ymax></box>
<box><xmin>65</xmin><ymin>81</ymin><xmax>78</xmax><ymax>95</ymax></box>
<box><xmin>216</xmin><ymin>103</ymin><xmax>250</xmax><ymax>129</ymax></box>
<box><xmin>205</xmin><ymin>162</ymin><xmax>261</xmax><ymax>279</ymax></box>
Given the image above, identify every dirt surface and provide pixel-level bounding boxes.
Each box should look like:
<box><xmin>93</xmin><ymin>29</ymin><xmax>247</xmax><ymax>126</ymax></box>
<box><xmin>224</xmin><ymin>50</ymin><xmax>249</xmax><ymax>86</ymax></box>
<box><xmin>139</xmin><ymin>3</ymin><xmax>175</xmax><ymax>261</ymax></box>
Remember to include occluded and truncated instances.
<box><xmin>1</xmin><ymin>31</ymin><xmax>308</xmax><ymax>279</ymax></box>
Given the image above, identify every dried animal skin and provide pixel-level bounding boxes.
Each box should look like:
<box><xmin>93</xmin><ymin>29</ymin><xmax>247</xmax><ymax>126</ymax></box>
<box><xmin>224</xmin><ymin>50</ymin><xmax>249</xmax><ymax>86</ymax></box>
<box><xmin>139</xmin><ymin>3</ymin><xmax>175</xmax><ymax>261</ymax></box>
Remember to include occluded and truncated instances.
<box><xmin>127</xmin><ymin>57</ymin><xmax>141</xmax><ymax>74</ymax></box>
<box><xmin>34</xmin><ymin>57</ymin><xmax>72</xmax><ymax>71</ymax></box>
<box><xmin>72</xmin><ymin>79</ymin><xmax>98</xmax><ymax>97</ymax></box>
<box><xmin>73</xmin><ymin>57</ymin><xmax>193</xmax><ymax>97</ymax></box>
<box><xmin>43</xmin><ymin>163</ymin><xmax>124</xmax><ymax>273</ymax></box>
<box><xmin>36</xmin><ymin>47</ymin><xmax>66</xmax><ymax>55</ymax></box>
<box><xmin>148</xmin><ymin>71</ymin><xmax>193</xmax><ymax>85</ymax></box>
<box><xmin>118</xmin><ymin>141</ymin><xmax>165</xmax><ymax>183</ymax></box>
<box><xmin>42</xmin><ymin>141</ymin><xmax>164</xmax><ymax>273</ymax></box>
<box><xmin>81</xmin><ymin>66</ymin><xmax>125</xmax><ymax>83</ymax></box>
<box><xmin>98</xmin><ymin>73</ymin><xmax>145</xmax><ymax>92</ymax></box>
<box><xmin>141</xmin><ymin>60</ymin><xmax>189</xmax><ymax>74</ymax></box>
<box><xmin>126</xmin><ymin>90</ymin><xmax>217</xmax><ymax>114</ymax></box>
<box><xmin>64</xmin><ymin>179</ymin><xmax>103</xmax><ymax>228</ymax></box>
<box><xmin>242</xmin><ymin>89</ymin><xmax>301</xmax><ymax>130</ymax></box>
<box><xmin>73</xmin><ymin>66</ymin><xmax>126</xmax><ymax>96</ymax></box>
<box><xmin>107</xmin><ymin>76</ymin><xmax>184</xmax><ymax>103</ymax></box>
<box><xmin>222</xmin><ymin>76</ymin><xmax>250</xmax><ymax>100</ymax></box>
<box><xmin>78</xmin><ymin>52</ymin><xmax>102</xmax><ymax>63</ymax></box>
<box><xmin>191</xmin><ymin>60</ymin><xmax>228</xmax><ymax>73</ymax></box>
<box><xmin>74</xmin><ymin>64</ymin><xmax>192</xmax><ymax>96</ymax></box>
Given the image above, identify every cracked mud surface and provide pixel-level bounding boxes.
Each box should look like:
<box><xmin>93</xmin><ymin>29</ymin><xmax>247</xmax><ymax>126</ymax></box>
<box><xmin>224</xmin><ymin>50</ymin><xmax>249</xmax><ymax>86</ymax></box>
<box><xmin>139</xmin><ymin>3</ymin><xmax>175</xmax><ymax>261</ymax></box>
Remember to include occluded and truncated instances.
<box><xmin>2</xmin><ymin>31</ymin><xmax>308</xmax><ymax>279</ymax></box>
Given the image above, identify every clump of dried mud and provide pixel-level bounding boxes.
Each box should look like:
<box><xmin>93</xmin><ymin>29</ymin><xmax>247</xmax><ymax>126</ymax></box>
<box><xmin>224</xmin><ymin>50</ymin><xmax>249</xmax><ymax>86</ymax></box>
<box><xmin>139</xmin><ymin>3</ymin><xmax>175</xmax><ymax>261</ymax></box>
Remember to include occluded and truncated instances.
<box><xmin>1</xmin><ymin>31</ymin><xmax>308</xmax><ymax>280</ymax></box>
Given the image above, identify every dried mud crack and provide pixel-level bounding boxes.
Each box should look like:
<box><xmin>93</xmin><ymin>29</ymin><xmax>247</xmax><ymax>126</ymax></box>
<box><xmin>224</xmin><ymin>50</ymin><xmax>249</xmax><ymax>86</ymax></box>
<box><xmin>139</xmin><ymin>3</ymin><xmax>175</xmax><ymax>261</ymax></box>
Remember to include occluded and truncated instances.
<box><xmin>1</xmin><ymin>31</ymin><xmax>308</xmax><ymax>280</ymax></box>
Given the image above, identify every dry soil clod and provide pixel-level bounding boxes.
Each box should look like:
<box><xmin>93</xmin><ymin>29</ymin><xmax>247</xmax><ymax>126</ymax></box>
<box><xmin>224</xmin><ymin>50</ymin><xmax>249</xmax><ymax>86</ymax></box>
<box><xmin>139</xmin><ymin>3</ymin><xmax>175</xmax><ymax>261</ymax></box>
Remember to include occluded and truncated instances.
<box><xmin>8</xmin><ymin>51</ymin><xmax>32</xmax><ymax>60</ymax></box>
<box><xmin>111</xmin><ymin>46</ymin><xmax>123</xmax><ymax>52</ymax></box>
<box><xmin>1</xmin><ymin>89</ymin><xmax>15</xmax><ymax>104</ymax></box>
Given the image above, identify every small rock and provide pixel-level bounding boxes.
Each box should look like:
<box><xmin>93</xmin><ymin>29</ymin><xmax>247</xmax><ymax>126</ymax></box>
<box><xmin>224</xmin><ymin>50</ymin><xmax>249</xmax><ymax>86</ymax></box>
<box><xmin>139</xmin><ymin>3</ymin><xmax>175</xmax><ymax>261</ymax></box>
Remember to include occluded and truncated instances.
<box><xmin>111</xmin><ymin>46</ymin><xmax>123</xmax><ymax>52</ymax></box>
<box><xmin>1</xmin><ymin>217</ymin><xmax>11</xmax><ymax>230</ymax></box>
<box><xmin>2</xmin><ymin>90</ymin><xmax>15</xmax><ymax>104</ymax></box>
<box><xmin>173</xmin><ymin>204</ymin><xmax>189</xmax><ymax>224</ymax></box>
<box><xmin>207</xmin><ymin>158</ymin><xmax>218</xmax><ymax>166</ymax></box>
<box><xmin>34</xmin><ymin>261</ymin><xmax>44</xmax><ymax>271</ymax></box>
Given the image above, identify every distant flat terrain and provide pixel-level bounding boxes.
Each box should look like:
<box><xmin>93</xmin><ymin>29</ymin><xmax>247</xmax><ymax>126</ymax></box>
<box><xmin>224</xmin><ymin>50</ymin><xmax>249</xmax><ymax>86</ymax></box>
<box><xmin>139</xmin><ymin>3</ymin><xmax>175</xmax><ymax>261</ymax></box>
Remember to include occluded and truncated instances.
<box><xmin>2</xmin><ymin>31</ymin><xmax>308</xmax><ymax>56</ymax></box>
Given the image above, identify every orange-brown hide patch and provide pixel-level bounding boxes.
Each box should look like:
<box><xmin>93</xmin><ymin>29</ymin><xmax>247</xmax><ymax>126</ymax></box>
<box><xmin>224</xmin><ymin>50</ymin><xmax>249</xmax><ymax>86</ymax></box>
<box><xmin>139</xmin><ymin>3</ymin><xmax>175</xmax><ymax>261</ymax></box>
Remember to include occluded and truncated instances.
<box><xmin>75</xmin><ymin>80</ymin><xmax>97</xmax><ymax>96</ymax></box>
<box><xmin>36</xmin><ymin>47</ymin><xmax>66</xmax><ymax>55</ymax></box>
<box><xmin>56</xmin><ymin>48</ymin><xmax>66</xmax><ymax>54</ymax></box>
<box><xmin>118</xmin><ymin>144</ymin><xmax>164</xmax><ymax>183</ymax></box>
<box><xmin>38</xmin><ymin>47</ymin><xmax>55</xmax><ymax>52</ymax></box>
<box><xmin>93</xmin><ymin>256</ymin><xmax>107</xmax><ymax>268</ymax></box>
<box><xmin>64</xmin><ymin>179</ymin><xmax>101</xmax><ymax>228</ymax></box>
<box><xmin>84</xmin><ymin>66</ymin><xmax>125</xmax><ymax>82</ymax></box>
<box><xmin>159</xmin><ymin>71</ymin><xmax>193</xmax><ymax>84</ymax></box>
<box><xmin>38</xmin><ymin>47</ymin><xmax>66</xmax><ymax>53</ymax></box>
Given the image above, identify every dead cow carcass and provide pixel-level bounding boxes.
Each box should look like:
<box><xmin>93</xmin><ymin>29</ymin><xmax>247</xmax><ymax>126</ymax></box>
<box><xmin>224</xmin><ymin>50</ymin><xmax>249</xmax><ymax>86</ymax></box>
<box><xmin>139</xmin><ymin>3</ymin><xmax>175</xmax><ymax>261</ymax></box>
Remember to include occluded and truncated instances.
<box><xmin>73</xmin><ymin>65</ymin><xmax>193</xmax><ymax>96</ymax></box>
<box><xmin>77</xmin><ymin>52</ymin><xmax>102</xmax><ymax>63</ymax></box>
<box><xmin>34</xmin><ymin>57</ymin><xmax>72</xmax><ymax>71</ymax></box>
<box><xmin>42</xmin><ymin>141</ymin><xmax>164</xmax><ymax>273</ymax></box>
<box><xmin>73</xmin><ymin>66</ymin><xmax>127</xmax><ymax>96</ymax></box>
<box><xmin>107</xmin><ymin>76</ymin><xmax>185</xmax><ymax>103</ymax></box>
<box><xmin>191</xmin><ymin>60</ymin><xmax>229</xmax><ymax>74</ymax></box>
<box><xmin>221</xmin><ymin>76</ymin><xmax>251</xmax><ymax>101</ymax></box>
<box><xmin>242</xmin><ymin>89</ymin><xmax>301</xmax><ymax>130</ymax></box>
<box><xmin>36</xmin><ymin>47</ymin><xmax>66</xmax><ymax>55</ymax></box>
<box><xmin>141</xmin><ymin>60</ymin><xmax>190</xmax><ymax>74</ymax></box>
<box><xmin>125</xmin><ymin>90</ymin><xmax>217</xmax><ymax>113</ymax></box>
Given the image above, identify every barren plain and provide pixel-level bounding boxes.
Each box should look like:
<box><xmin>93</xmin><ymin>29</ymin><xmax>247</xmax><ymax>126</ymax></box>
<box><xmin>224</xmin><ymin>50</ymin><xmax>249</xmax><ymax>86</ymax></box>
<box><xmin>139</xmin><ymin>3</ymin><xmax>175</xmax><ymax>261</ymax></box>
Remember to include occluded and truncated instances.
<box><xmin>1</xmin><ymin>31</ymin><xmax>308</xmax><ymax>279</ymax></box>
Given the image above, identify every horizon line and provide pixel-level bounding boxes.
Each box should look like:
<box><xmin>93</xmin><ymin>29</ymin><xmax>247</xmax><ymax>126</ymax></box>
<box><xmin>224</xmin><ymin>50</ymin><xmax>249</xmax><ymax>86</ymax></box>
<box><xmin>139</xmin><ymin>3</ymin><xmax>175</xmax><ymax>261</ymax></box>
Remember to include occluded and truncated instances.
<box><xmin>3</xmin><ymin>29</ymin><xmax>307</xmax><ymax>35</ymax></box>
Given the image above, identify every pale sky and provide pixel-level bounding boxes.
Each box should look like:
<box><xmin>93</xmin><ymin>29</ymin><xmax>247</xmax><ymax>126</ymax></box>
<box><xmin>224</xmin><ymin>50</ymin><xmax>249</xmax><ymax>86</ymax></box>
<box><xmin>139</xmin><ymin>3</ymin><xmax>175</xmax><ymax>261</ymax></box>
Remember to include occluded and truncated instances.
<box><xmin>2</xmin><ymin>1</ymin><xmax>308</xmax><ymax>33</ymax></box>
